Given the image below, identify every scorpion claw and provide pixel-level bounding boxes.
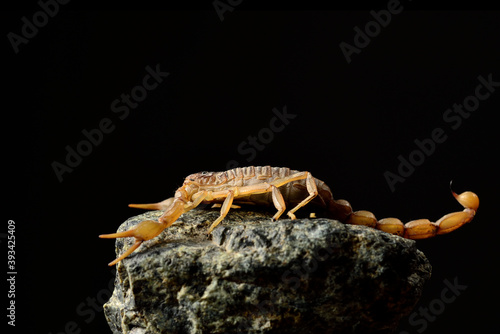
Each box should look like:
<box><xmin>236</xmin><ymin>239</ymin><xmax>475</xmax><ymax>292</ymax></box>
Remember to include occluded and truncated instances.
<box><xmin>99</xmin><ymin>220</ymin><xmax>168</xmax><ymax>266</ymax></box>
<box><xmin>99</xmin><ymin>229</ymin><xmax>135</xmax><ymax>239</ymax></box>
<box><xmin>128</xmin><ymin>198</ymin><xmax>175</xmax><ymax>211</ymax></box>
<box><xmin>107</xmin><ymin>240</ymin><xmax>143</xmax><ymax>266</ymax></box>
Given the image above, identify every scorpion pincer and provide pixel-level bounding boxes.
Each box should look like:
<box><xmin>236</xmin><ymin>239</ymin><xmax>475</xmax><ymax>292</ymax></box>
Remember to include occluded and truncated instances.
<box><xmin>100</xmin><ymin>166</ymin><xmax>479</xmax><ymax>266</ymax></box>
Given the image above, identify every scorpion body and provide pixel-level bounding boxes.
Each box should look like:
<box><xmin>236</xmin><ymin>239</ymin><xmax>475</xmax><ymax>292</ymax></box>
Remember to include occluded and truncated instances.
<box><xmin>100</xmin><ymin>166</ymin><xmax>479</xmax><ymax>266</ymax></box>
<box><xmin>186</xmin><ymin>166</ymin><xmax>335</xmax><ymax>210</ymax></box>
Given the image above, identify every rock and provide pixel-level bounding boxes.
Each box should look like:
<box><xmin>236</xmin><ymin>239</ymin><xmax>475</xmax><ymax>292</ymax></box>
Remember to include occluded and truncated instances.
<box><xmin>103</xmin><ymin>207</ymin><xmax>431</xmax><ymax>334</ymax></box>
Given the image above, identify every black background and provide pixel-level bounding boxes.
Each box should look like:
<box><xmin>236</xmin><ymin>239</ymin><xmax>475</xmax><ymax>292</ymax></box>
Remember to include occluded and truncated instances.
<box><xmin>3</xmin><ymin>2</ymin><xmax>499</xmax><ymax>333</ymax></box>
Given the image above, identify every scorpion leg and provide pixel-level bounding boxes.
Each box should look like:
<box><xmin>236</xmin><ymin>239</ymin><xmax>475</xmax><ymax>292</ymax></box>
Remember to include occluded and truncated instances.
<box><xmin>184</xmin><ymin>191</ymin><xmax>209</xmax><ymax>211</ymax></box>
<box><xmin>207</xmin><ymin>183</ymin><xmax>286</xmax><ymax>232</ymax></box>
<box><xmin>207</xmin><ymin>190</ymin><xmax>234</xmax><ymax>234</ymax></box>
<box><xmin>274</xmin><ymin>172</ymin><xmax>318</xmax><ymax>219</ymax></box>
<box><xmin>270</xmin><ymin>185</ymin><xmax>286</xmax><ymax>221</ymax></box>
<box><xmin>211</xmin><ymin>204</ymin><xmax>242</xmax><ymax>209</ymax></box>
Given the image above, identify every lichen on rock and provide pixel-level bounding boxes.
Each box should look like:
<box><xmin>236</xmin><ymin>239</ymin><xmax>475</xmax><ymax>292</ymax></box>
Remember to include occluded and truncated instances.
<box><xmin>103</xmin><ymin>208</ymin><xmax>431</xmax><ymax>334</ymax></box>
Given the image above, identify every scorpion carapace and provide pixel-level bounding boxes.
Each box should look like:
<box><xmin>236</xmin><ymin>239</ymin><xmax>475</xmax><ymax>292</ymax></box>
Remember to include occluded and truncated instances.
<box><xmin>100</xmin><ymin>166</ymin><xmax>479</xmax><ymax>266</ymax></box>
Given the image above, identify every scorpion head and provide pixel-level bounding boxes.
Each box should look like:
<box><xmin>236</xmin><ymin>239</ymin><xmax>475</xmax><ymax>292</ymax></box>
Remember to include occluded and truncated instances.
<box><xmin>185</xmin><ymin>171</ymin><xmax>214</xmax><ymax>183</ymax></box>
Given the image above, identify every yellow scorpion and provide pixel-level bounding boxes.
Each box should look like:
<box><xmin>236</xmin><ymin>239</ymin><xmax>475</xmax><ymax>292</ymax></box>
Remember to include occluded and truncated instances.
<box><xmin>100</xmin><ymin>166</ymin><xmax>479</xmax><ymax>266</ymax></box>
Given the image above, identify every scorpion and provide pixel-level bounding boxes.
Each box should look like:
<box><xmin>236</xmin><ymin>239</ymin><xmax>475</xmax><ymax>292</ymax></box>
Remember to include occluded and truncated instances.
<box><xmin>100</xmin><ymin>166</ymin><xmax>479</xmax><ymax>266</ymax></box>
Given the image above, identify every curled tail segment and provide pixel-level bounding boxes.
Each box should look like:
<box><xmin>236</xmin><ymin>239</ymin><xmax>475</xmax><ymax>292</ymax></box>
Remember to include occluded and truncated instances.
<box><xmin>329</xmin><ymin>188</ymin><xmax>479</xmax><ymax>239</ymax></box>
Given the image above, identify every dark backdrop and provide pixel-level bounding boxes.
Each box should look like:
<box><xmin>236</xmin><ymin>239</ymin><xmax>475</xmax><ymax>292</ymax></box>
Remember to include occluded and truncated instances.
<box><xmin>4</xmin><ymin>3</ymin><xmax>499</xmax><ymax>334</ymax></box>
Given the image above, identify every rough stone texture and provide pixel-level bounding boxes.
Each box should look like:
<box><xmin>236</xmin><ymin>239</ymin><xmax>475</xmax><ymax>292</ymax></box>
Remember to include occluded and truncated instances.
<box><xmin>103</xmin><ymin>207</ymin><xmax>431</xmax><ymax>334</ymax></box>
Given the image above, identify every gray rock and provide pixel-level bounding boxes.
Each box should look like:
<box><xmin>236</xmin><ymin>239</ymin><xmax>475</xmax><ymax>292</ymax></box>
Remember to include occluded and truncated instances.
<box><xmin>103</xmin><ymin>207</ymin><xmax>431</xmax><ymax>334</ymax></box>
